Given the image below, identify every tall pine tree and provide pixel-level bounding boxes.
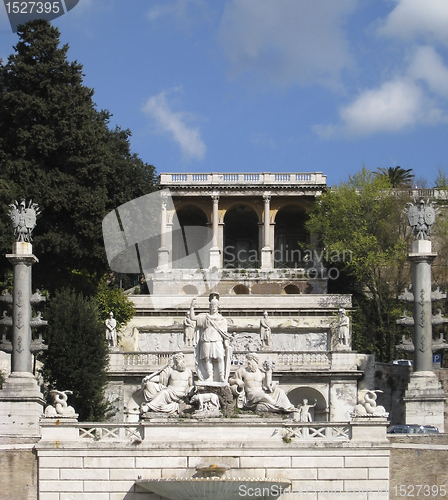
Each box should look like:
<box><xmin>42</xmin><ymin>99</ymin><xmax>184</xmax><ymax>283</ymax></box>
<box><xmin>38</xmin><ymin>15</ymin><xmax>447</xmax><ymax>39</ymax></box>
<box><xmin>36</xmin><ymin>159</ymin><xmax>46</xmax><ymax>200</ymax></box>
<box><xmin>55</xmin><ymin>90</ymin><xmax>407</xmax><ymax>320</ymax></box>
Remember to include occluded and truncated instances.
<box><xmin>0</xmin><ymin>20</ymin><xmax>156</xmax><ymax>293</ymax></box>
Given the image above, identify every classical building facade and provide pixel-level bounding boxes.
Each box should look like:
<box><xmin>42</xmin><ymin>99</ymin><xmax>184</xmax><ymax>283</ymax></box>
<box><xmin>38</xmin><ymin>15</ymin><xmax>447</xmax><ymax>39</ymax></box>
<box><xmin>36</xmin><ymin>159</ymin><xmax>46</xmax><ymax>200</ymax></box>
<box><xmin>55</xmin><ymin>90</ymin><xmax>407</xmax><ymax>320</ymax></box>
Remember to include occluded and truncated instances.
<box><xmin>151</xmin><ymin>172</ymin><xmax>328</xmax><ymax>296</ymax></box>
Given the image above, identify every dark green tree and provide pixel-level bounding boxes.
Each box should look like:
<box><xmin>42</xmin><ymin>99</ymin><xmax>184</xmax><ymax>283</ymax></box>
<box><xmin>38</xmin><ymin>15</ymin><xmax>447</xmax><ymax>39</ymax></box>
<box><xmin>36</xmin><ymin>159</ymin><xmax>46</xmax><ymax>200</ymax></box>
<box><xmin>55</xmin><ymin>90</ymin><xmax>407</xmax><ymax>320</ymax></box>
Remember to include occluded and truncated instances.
<box><xmin>0</xmin><ymin>20</ymin><xmax>156</xmax><ymax>293</ymax></box>
<box><xmin>307</xmin><ymin>167</ymin><xmax>412</xmax><ymax>361</ymax></box>
<box><xmin>40</xmin><ymin>289</ymin><xmax>110</xmax><ymax>421</ymax></box>
<box><xmin>375</xmin><ymin>166</ymin><xmax>414</xmax><ymax>188</ymax></box>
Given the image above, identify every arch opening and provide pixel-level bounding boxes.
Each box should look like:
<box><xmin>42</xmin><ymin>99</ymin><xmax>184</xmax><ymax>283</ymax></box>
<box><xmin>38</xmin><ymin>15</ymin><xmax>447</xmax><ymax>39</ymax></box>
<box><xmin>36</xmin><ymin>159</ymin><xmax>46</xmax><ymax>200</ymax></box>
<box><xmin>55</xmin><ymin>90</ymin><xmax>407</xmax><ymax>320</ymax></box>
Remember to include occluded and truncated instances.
<box><xmin>233</xmin><ymin>284</ymin><xmax>250</xmax><ymax>295</ymax></box>
<box><xmin>223</xmin><ymin>205</ymin><xmax>259</xmax><ymax>269</ymax></box>
<box><xmin>283</xmin><ymin>284</ymin><xmax>301</xmax><ymax>295</ymax></box>
<box><xmin>287</xmin><ymin>387</ymin><xmax>328</xmax><ymax>422</ymax></box>
<box><xmin>274</xmin><ymin>206</ymin><xmax>309</xmax><ymax>269</ymax></box>
<box><xmin>172</xmin><ymin>206</ymin><xmax>211</xmax><ymax>268</ymax></box>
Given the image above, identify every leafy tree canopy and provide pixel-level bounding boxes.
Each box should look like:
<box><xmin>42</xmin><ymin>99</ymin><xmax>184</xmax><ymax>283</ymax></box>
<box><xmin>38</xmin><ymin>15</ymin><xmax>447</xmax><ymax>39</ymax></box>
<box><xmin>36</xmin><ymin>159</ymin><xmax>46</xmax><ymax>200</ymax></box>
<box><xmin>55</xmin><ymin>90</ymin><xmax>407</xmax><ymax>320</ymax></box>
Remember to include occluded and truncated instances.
<box><xmin>434</xmin><ymin>167</ymin><xmax>448</xmax><ymax>190</ymax></box>
<box><xmin>307</xmin><ymin>167</ymin><xmax>412</xmax><ymax>361</ymax></box>
<box><xmin>0</xmin><ymin>20</ymin><xmax>157</xmax><ymax>293</ymax></box>
<box><xmin>95</xmin><ymin>276</ymin><xmax>135</xmax><ymax>329</ymax></box>
<box><xmin>40</xmin><ymin>288</ymin><xmax>110</xmax><ymax>421</ymax></box>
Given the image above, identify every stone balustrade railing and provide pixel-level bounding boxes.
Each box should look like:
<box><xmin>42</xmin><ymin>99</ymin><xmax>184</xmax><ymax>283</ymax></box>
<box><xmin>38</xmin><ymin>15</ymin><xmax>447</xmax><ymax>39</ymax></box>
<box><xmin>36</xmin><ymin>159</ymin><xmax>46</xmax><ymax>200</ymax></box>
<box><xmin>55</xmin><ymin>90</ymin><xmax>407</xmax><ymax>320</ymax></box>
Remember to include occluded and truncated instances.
<box><xmin>122</xmin><ymin>352</ymin><xmax>173</xmax><ymax>367</ymax></box>
<box><xmin>40</xmin><ymin>421</ymin><xmax>354</xmax><ymax>443</ymax></box>
<box><xmin>159</xmin><ymin>172</ymin><xmax>327</xmax><ymax>187</ymax></box>
<box><xmin>283</xmin><ymin>423</ymin><xmax>351</xmax><ymax>440</ymax></box>
<box><xmin>111</xmin><ymin>351</ymin><xmax>332</xmax><ymax>373</ymax></box>
<box><xmin>78</xmin><ymin>424</ymin><xmax>143</xmax><ymax>442</ymax></box>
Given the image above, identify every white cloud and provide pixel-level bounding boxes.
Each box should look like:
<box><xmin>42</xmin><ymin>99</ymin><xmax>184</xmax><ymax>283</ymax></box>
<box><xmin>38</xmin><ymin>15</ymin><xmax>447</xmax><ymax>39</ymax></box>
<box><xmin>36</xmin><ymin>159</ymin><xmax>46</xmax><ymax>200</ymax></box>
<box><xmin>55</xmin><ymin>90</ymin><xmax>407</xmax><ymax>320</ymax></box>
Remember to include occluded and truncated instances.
<box><xmin>218</xmin><ymin>0</ymin><xmax>357</xmax><ymax>88</ymax></box>
<box><xmin>143</xmin><ymin>91</ymin><xmax>206</xmax><ymax>161</ymax></box>
<box><xmin>316</xmin><ymin>77</ymin><xmax>446</xmax><ymax>138</ymax></box>
<box><xmin>378</xmin><ymin>0</ymin><xmax>448</xmax><ymax>43</ymax></box>
<box><xmin>315</xmin><ymin>41</ymin><xmax>448</xmax><ymax>139</ymax></box>
<box><xmin>339</xmin><ymin>80</ymin><xmax>424</xmax><ymax>134</ymax></box>
<box><xmin>407</xmin><ymin>46</ymin><xmax>448</xmax><ymax>98</ymax></box>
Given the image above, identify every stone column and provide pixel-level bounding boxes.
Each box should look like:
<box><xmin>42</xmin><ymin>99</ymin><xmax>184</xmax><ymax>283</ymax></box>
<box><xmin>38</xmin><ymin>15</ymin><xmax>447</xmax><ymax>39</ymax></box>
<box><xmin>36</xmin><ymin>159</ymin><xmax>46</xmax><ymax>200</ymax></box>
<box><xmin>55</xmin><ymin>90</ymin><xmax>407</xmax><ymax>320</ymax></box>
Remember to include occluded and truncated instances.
<box><xmin>404</xmin><ymin>238</ymin><xmax>445</xmax><ymax>432</ymax></box>
<box><xmin>8</xmin><ymin>246</ymin><xmax>37</xmax><ymax>373</ymax></box>
<box><xmin>409</xmin><ymin>240</ymin><xmax>435</xmax><ymax>373</ymax></box>
<box><xmin>261</xmin><ymin>193</ymin><xmax>272</xmax><ymax>270</ymax></box>
<box><xmin>0</xmin><ymin>242</ymin><xmax>46</xmax><ymax>437</ymax></box>
<box><xmin>209</xmin><ymin>193</ymin><xmax>221</xmax><ymax>269</ymax></box>
<box><xmin>157</xmin><ymin>192</ymin><xmax>170</xmax><ymax>270</ymax></box>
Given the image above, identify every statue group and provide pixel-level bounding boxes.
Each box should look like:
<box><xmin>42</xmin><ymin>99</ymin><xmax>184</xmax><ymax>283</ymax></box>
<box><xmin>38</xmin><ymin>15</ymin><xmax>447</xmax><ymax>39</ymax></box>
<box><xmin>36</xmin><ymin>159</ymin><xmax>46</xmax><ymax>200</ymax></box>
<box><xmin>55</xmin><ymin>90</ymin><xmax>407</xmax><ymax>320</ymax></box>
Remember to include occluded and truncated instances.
<box><xmin>139</xmin><ymin>293</ymin><xmax>299</xmax><ymax>417</ymax></box>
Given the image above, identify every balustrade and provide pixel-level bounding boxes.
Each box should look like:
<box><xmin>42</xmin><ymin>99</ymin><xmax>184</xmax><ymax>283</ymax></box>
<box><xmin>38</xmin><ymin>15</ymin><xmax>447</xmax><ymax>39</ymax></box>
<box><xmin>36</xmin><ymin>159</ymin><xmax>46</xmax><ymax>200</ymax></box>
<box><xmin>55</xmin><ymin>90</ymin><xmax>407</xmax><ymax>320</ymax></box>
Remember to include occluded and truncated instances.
<box><xmin>160</xmin><ymin>172</ymin><xmax>326</xmax><ymax>186</ymax></box>
<box><xmin>50</xmin><ymin>422</ymin><xmax>351</xmax><ymax>442</ymax></box>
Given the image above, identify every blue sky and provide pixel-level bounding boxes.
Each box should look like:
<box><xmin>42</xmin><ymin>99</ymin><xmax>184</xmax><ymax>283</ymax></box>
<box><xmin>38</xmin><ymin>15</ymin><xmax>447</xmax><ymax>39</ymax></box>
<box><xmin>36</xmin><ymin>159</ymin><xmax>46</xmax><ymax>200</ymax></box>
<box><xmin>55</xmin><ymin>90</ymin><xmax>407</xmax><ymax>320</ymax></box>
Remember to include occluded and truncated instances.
<box><xmin>1</xmin><ymin>0</ymin><xmax>448</xmax><ymax>187</ymax></box>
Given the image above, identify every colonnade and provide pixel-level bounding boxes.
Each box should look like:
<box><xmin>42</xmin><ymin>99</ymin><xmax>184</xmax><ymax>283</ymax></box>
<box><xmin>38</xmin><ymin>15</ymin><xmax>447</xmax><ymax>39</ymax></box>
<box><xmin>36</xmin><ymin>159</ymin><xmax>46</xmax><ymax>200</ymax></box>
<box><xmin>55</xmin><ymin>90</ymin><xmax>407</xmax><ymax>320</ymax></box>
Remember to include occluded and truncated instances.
<box><xmin>157</xmin><ymin>192</ymin><xmax>275</xmax><ymax>270</ymax></box>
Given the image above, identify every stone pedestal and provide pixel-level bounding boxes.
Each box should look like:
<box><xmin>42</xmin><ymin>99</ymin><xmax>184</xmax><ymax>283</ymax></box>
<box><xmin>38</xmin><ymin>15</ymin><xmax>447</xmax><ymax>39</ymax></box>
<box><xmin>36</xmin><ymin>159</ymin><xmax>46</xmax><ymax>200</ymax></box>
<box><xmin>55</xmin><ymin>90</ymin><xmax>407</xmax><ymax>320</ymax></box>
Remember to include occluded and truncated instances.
<box><xmin>261</xmin><ymin>247</ymin><xmax>272</xmax><ymax>270</ymax></box>
<box><xmin>209</xmin><ymin>247</ymin><xmax>220</xmax><ymax>269</ymax></box>
<box><xmin>403</xmin><ymin>372</ymin><xmax>446</xmax><ymax>432</ymax></box>
<box><xmin>351</xmin><ymin>416</ymin><xmax>390</xmax><ymax>442</ymax></box>
<box><xmin>157</xmin><ymin>247</ymin><xmax>170</xmax><ymax>270</ymax></box>
<box><xmin>0</xmin><ymin>372</ymin><xmax>45</xmax><ymax>437</ymax></box>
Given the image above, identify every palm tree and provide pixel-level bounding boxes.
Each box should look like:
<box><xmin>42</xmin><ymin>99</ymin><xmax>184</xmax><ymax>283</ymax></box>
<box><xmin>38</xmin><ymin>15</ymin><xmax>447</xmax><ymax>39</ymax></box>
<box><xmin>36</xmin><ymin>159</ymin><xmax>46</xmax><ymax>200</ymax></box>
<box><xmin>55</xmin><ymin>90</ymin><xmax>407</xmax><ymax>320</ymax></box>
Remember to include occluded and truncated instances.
<box><xmin>375</xmin><ymin>166</ymin><xmax>414</xmax><ymax>188</ymax></box>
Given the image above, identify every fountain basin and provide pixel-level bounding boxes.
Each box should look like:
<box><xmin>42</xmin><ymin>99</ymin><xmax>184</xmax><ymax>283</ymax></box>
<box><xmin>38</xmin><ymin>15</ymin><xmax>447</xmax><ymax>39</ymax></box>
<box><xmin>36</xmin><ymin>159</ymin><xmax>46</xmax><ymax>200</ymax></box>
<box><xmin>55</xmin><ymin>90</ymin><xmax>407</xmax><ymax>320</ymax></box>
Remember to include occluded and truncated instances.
<box><xmin>137</xmin><ymin>477</ymin><xmax>291</xmax><ymax>500</ymax></box>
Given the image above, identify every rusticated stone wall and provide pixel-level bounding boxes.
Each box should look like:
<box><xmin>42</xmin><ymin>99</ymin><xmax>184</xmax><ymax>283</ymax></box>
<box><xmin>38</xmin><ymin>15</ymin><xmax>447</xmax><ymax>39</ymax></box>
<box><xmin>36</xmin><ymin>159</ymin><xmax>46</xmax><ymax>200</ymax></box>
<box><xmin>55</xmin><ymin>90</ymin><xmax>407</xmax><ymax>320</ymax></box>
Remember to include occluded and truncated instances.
<box><xmin>389</xmin><ymin>435</ymin><xmax>448</xmax><ymax>500</ymax></box>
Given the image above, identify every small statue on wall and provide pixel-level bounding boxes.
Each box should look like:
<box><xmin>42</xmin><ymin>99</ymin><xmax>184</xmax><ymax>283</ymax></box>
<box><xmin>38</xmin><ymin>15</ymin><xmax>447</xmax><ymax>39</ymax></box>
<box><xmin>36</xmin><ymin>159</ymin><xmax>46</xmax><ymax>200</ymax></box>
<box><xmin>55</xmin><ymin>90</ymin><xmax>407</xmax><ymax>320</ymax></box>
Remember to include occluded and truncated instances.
<box><xmin>44</xmin><ymin>390</ymin><xmax>78</xmax><ymax>419</ymax></box>
<box><xmin>183</xmin><ymin>311</ymin><xmax>195</xmax><ymax>347</ymax></box>
<box><xmin>105</xmin><ymin>311</ymin><xmax>117</xmax><ymax>348</ymax></box>
<box><xmin>229</xmin><ymin>353</ymin><xmax>295</xmax><ymax>413</ymax></box>
<box><xmin>294</xmin><ymin>398</ymin><xmax>317</xmax><ymax>422</ymax></box>
<box><xmin>337</xmin><ymin>308</ymin><xmax>350</xmax><ymax>349</ymax></box>
<box><xmin>190</xmin><ymin>392</ymin><xmax>221</xmax><ymax>413</ymax></box>
<box><xmin>352</xmin><ymin>390</ymin><xmax>388</xmax><ymax>418</ymax></box>
<box><xmin>259</xmin><ymin>311</ymin><xmax>272</xmax><ymax>347</ymax></box>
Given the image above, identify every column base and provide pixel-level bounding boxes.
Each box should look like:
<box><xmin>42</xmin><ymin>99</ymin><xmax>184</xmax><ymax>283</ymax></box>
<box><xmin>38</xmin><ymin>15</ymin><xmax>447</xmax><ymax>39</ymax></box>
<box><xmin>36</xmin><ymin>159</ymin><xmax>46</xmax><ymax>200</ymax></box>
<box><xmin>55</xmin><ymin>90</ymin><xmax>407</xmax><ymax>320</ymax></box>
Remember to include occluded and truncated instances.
<box><xmin>157</xmin><ymin>247</ymin><xmax>170</xmax><ymax>270</ymax></box>
<box><xmin>0</xmin><ymin>372</ymin><xmax>45</xmax><ymax>437</ymax></box>
<box><xmin>261</xmin><ymin>247</ymin><xmax>272</xmax><ymax>270</ymax></box>
<box><xmin>209</xmin><ymin>247</ymin><xmax>221</xmax><ymax>269</ymax></box>
<box><xmin>404</xmin><ymin>372</ymin><xmax>446</xmax><ymax>432</ymax></box>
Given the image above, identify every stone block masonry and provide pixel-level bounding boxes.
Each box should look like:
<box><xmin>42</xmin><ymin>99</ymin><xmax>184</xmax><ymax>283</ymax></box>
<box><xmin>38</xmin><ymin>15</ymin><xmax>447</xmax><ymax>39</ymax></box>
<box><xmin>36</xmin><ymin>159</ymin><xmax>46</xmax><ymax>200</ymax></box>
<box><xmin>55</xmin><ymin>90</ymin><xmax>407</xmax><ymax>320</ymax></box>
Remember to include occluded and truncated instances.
<box><xmin>36</xmin><ymin>419</ymin><xmax>390</xmax><ymax>500</ymax></box>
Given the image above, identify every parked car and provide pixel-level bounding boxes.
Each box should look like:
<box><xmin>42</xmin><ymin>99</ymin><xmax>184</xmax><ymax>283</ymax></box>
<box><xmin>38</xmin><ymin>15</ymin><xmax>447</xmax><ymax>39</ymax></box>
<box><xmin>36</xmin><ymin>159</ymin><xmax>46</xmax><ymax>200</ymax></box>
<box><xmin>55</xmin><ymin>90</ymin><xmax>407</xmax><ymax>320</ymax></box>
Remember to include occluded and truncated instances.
<box><xmin>391</xmin><ymin>359</ymin><xmax>413</xmax><ymax>366</ymax></box>
<box><xmin>387</xmin><ymin>424</ymin><xmax>439</xmax><ymax>434</ymax></box>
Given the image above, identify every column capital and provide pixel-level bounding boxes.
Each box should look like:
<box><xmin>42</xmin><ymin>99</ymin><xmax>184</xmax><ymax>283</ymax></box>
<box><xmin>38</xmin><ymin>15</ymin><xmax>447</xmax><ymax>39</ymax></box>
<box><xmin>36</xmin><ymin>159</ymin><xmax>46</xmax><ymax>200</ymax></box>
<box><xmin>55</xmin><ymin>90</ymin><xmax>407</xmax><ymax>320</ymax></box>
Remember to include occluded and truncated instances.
<box><xmin>211</xmin><ymin>192</ymin><xmax>220</xmax><ymax>204</ymax></box>
<box><xmin>263</xmin><ymin>193</ymin><xmax>271</xmax><ymax>203</ymax></box>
